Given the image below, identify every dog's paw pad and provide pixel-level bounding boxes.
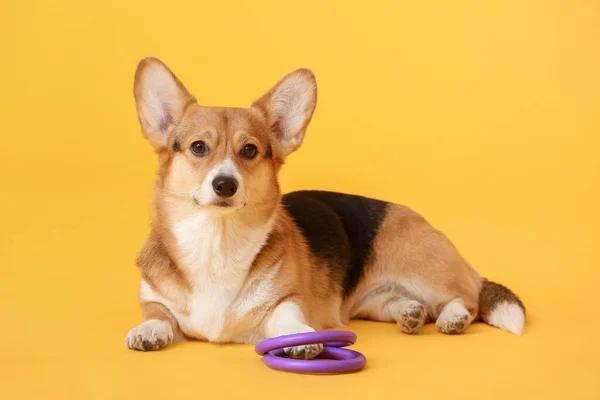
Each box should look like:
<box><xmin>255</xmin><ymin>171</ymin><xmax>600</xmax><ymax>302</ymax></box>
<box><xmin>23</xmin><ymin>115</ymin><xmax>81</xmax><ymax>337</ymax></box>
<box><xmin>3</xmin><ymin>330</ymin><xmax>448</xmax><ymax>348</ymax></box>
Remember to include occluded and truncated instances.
<box><xmin>436</xmin><ymin>313</ymin><xmax>469</xmax><ymax>334</ymax></box>
<box><xmin>397</xmin><ymin>301</ymin><xmax>427</xmax><ymax>334</ymax></box>
<box><xmin>284</xmin><ymin>343</ymin><xmax>323</xmax><ymax>360</ymax></box>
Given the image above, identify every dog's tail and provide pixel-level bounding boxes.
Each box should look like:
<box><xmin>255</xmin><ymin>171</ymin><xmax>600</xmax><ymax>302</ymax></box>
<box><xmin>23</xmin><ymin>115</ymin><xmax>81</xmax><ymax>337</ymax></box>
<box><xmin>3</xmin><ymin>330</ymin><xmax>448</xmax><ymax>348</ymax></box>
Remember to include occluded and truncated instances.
<box><xmin>478</xmin><ymin>278</ymin><xmax>526</xmax><ymax>335</ymax></box>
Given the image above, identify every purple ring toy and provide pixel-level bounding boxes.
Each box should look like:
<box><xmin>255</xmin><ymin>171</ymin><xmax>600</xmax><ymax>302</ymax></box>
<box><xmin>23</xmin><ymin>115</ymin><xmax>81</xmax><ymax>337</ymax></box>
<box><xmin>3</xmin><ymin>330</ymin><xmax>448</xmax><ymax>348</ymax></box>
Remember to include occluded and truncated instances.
<box><xmin>254</xmin><ymin>331</ymin><xmax>366</xmax><ymax>374</ymax></box>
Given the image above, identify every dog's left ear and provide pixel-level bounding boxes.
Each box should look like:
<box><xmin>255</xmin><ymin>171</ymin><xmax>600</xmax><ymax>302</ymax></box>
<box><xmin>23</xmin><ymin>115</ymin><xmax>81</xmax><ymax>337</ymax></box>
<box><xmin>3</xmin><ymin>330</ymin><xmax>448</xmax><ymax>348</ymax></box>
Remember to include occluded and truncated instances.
<box><xmin>134</xmin><ymin>57</ymin><xmax>195</xmax><ymax>150</ymax></box>
<box><xmin>252</xmin><ymin>69</ymin><xmax>317</xmax><ymax>157</ymax></box>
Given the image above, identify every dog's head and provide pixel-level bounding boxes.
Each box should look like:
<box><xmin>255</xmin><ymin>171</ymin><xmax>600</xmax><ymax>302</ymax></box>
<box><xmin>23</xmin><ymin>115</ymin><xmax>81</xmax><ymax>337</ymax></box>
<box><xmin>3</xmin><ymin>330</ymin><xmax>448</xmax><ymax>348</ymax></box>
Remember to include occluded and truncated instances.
<box><xmin>133</xmin><ymin>57</ymin><xmax>317</xmax><ymax>215</ymax></box>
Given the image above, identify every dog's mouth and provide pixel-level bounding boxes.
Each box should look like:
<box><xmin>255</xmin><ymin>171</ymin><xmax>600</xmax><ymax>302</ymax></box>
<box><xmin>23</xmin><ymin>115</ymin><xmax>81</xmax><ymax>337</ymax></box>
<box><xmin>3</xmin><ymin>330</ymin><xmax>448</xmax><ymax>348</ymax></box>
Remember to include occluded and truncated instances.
<box><xmin>191</xmin><ymin>195</ymin><xmax>244</xmax><ymax>210</ymax></box>
<box><xmin>213</xmin><ymin>200</ymin><xmax>234</xmax><ymax>208</ymax></box>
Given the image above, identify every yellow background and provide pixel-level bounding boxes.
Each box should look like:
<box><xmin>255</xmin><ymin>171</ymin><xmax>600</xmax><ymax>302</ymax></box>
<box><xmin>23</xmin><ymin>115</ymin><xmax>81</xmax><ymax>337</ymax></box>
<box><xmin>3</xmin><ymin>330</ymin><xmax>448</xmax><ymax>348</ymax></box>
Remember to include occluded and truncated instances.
<box><xmin>1</xmin><ymin>1</ymin><xmax>598</xmax><ymax>399</ymax></box>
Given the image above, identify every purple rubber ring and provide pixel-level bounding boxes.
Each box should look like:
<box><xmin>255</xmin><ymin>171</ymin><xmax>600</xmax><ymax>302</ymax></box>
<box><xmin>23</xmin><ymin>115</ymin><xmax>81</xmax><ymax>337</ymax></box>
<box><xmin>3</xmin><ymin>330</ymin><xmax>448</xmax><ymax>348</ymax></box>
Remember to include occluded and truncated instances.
<box><xmin>254</xmin><ymin>331</ymin><xmax>366</xmax><ymax>374</ymax></box>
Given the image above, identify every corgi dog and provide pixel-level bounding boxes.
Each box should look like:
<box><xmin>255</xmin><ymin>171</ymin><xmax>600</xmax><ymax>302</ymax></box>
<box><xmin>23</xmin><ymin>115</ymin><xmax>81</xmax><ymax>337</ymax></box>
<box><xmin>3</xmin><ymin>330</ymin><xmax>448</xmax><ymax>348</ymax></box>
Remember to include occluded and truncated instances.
<box><xmin>125</xmin><ymin>57</ymin><xmax>526</xmax><ymax>358</ymax></box>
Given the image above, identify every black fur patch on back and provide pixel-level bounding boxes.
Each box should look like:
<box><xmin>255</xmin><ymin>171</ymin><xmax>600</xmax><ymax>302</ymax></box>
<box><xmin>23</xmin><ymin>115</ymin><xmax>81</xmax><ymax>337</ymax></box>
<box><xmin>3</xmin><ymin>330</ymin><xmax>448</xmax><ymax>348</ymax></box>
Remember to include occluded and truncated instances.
<box><xmin>282</xmin><ymin>190</ymin><xmax>389</xmax><ymax>297</ymax></box>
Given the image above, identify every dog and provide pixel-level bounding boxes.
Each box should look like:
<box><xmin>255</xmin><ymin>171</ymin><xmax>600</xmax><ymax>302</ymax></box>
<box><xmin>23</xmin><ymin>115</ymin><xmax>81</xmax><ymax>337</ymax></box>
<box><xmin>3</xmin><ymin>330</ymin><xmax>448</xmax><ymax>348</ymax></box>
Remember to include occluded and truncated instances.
<box><xmin>125</xmin><ymin>57</ymin><xmax>526</xmax><ymax>358</ymax></box>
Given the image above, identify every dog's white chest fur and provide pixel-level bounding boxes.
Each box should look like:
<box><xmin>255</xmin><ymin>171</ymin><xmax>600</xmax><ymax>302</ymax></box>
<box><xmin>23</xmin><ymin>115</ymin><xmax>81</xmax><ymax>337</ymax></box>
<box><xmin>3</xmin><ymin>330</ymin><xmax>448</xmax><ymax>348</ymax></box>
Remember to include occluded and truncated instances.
<box><xmin>170</xmin><ymin>212</ymin><xmax>273</xmax><ymax>342</ymax></box>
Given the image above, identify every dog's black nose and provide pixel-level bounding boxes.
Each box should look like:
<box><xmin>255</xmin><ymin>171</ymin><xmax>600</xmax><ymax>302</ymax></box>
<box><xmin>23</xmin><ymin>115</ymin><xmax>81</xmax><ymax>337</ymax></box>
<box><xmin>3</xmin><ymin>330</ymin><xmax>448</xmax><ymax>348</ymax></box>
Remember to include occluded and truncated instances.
<box><xmin>212</xmin><ymin>176</ymin><xmax>238</xmax><ymax>198</ymax></box>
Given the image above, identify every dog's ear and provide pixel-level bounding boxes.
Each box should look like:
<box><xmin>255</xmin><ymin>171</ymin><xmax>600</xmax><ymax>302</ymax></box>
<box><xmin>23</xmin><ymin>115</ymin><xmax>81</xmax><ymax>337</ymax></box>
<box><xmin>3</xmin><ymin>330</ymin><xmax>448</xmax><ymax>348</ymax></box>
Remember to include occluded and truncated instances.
<box><xmin>252</xmin><ymin>69</ymin><xmax>317</xmax><ymax>157</ymax></box>
<box><xmin>133</xmin><ymin>57</ymin><xmax>195</xmax><ymax>150</ymax></box>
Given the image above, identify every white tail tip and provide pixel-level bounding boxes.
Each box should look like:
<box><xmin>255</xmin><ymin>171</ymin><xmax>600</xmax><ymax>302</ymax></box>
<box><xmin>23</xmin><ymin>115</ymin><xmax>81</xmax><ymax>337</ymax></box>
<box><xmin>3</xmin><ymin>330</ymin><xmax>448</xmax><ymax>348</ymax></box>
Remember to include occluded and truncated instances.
<box><xmin>486</xmin><ymin>301</ymin><xmax>525</xmax><ymax>335</ymax></box>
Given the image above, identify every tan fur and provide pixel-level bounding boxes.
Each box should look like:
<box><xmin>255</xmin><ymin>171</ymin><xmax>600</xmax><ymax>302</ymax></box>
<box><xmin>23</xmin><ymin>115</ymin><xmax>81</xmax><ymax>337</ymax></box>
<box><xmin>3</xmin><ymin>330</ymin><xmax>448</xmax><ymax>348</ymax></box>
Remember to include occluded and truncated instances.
<box><xmin>344</xmin><ymin>205</ymin><xmax>482</xmax><ymax>331</ymax></box>
<box><xmin>125</xmin><ymin>58</ymin><xmax>525</xmax><ymax>355</ymax></box>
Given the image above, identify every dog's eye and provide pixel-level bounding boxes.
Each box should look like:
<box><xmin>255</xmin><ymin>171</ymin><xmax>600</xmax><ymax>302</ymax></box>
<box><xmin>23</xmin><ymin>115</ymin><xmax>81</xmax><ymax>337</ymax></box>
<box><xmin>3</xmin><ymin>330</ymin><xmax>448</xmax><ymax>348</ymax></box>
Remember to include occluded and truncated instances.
<box><xmin>241</xmin><ymin>144</ymin><xmax>258</xmax><ymax>160</ymax></box>
<box><xmin>190</xmin><ymin>141</ymin><xmax>208</xmax><ymax>156</ymax></box>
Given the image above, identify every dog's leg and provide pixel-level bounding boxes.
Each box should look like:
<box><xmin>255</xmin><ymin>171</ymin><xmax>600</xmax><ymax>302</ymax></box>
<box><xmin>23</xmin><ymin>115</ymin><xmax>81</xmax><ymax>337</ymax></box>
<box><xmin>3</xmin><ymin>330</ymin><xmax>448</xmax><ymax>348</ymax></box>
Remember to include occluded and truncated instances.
<box><xmin>263</xmin><ymin>300</ymin><xmax>323</xmax><ymax>360</ymax></box>
<box><xmin>125</xmin><ymin>301</ymin><xmax>180</xmax><ymax>351</ymax></box>
<box><xmin>435</xmin><ymin>298</ymin><xmax>475</xmax><ymax>334</ymax></box>
<box><xmin>351</xmin><ymin>289</ymin><xmax>429</xmax><ymax>334</ymax></box>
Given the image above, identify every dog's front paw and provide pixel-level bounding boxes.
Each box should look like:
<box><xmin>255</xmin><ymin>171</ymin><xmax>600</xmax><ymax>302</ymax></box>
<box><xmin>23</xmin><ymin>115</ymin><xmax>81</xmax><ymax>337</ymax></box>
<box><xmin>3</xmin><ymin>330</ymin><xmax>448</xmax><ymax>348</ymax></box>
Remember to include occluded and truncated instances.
<box><xmin>125</xmin><ymin>319</ymin><xmax>173</xmax><ymax>351</ymax></box>
<box><xmin>284</xmin><ymin>343</ymin><xmax>323</xmax><ymax>360</ymax></box>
